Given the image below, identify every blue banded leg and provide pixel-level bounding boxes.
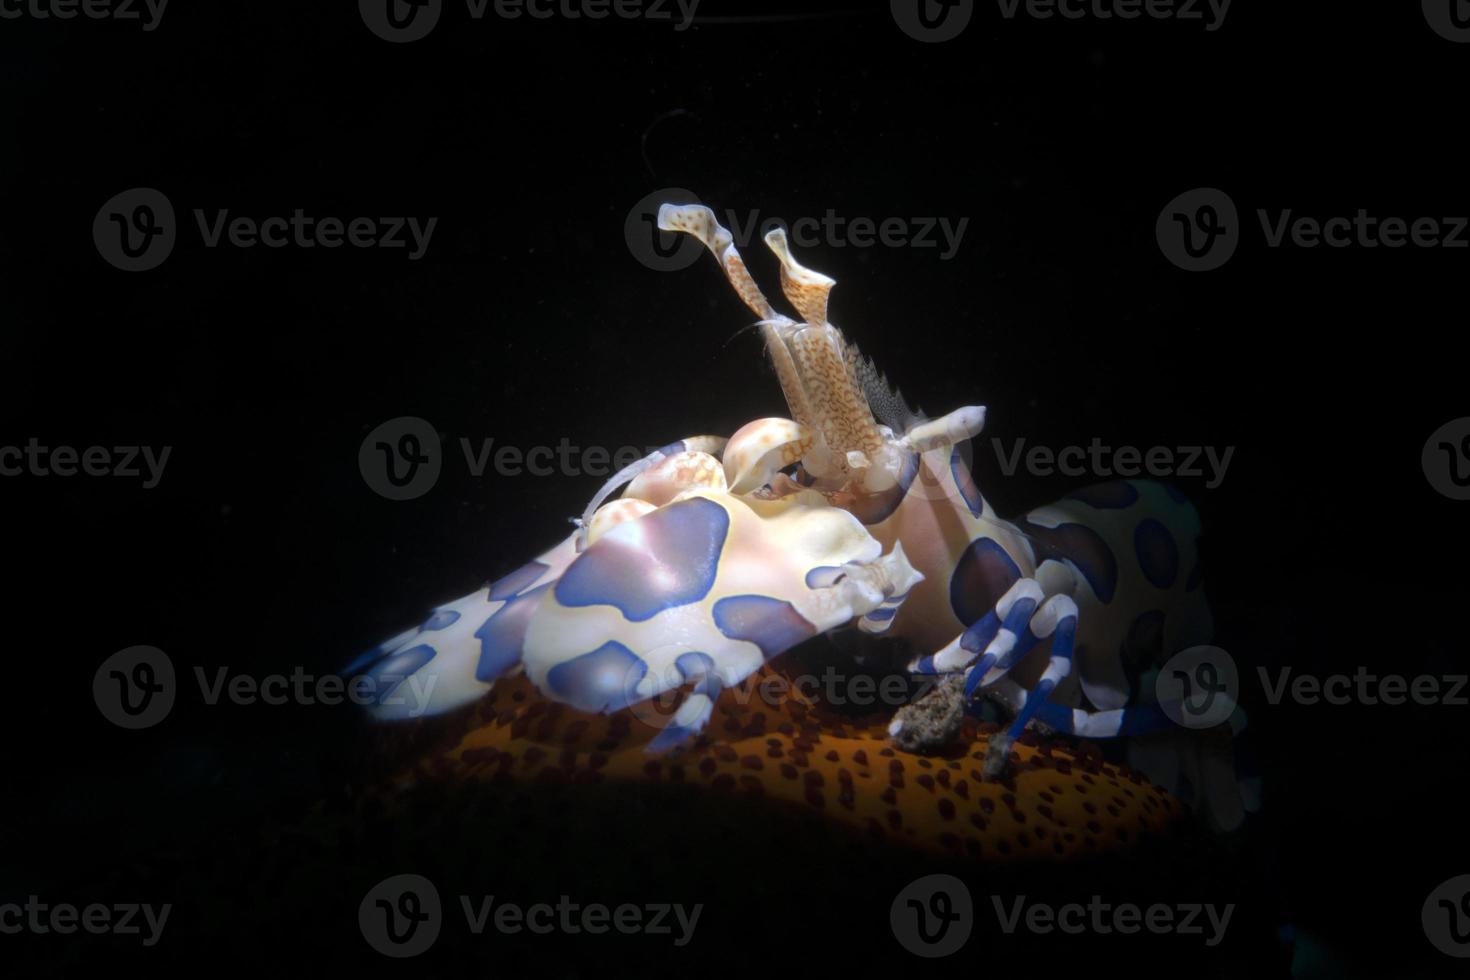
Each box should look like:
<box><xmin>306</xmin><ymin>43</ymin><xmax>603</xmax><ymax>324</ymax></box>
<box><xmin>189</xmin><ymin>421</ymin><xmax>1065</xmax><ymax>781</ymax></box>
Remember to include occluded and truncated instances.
<box><xmin>973</xmin><ymin>595</ymin><xmax>1081</xmax><ymax>776</ymax></box>
<box><xmin>907</xmin><ymin>578</ymin><xmax>1046</xmax><ymax>676</ymax></box>
<box><xmin>646</xmin><ymin>670</ymin><xmax>726</xmax><ymax>753</ymax></box>
<box><xmin>980</xmin><ymin>669</ymin><xmax>1182</xmax><ymax>777</ymax></box>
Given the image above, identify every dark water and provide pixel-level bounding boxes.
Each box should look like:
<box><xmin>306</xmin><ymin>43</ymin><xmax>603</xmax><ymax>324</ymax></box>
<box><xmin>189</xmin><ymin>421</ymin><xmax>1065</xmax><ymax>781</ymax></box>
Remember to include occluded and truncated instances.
<box><xmin>2</xmin><ymin>2</ymin><xmax>1465</xmax><ymax>976</ymax></box>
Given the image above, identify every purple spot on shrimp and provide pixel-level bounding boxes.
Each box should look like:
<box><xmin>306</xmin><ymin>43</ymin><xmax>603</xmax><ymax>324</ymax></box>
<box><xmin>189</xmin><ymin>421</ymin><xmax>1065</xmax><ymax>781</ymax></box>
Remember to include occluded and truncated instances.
<box><xmin>489</xmin><ymin>561</ymin><xmax>550</xmax><ymax>601</ymax></box>
<box><xmin>676</xmin><ymin>651</ymin><xmax>716</xmax><ymax>679</ymax></box>
<box><xmin>1020</xmin><ymin>520</ymin><xmax>1119</xmax><ymax>604</ymax></box>
<box><xmin>805</xmin><ymin>565</ymin><xmax>844</xmax><ymax>589</ymax></box>
<box><xmin>420</xmin><ymin>609</ymin><xmax>461</xmax><ymax>631</ymax></box>
<box><xmin>849</xmin><ymin>451</ymin><xmax>920</xmax><ymax>525</ymax></box>
<box><xmin>365</xmin><ymin>644</ymin><xmax>435</xmax><ymax>705</ymax></box>
<box><xmin>474</xmin><ymin>582</ymin><xmax>552</xmax><ymax>682</ymax></box>
<box><xmin>949</xmin><ymin>537</ymin><xmax>1022</xmax><ymax>627</ymax></box>
<box><xmin>865</xmin><ymin>607</ymin><xmax>898</xmax><ymax>622</ymax></box>
<box><xmin>343</xmin><ymin>642</ymin><xmax>391</xmax><ymax>676</ymax></box>
<box><xmin>1066</xmin><ymin>481</ymin><xmax>1139</xmax><ymax>510</ymax></box>
<box><xmin>712</xmin><ymin>595</ymin><xmax>817</xmax><ymax>660</ymax></box>
<box><xmin>555</xmin><ymin>497</ymin><xmax>729</xmax><ymax>621</ymax></box>
<box><xmin>951</xmin><ymin>447</ymin><xmax>983</xmax><ymax>517</ymax></box>
<box><xmin>1134</xmin><ymin>518</ymin><xmax>1179</xmax><ymax>589</ymax></box>
<box><xmin>545</xmin><ymin>641</ymin><xmax>648</xmax><ymax>713</ymax></box>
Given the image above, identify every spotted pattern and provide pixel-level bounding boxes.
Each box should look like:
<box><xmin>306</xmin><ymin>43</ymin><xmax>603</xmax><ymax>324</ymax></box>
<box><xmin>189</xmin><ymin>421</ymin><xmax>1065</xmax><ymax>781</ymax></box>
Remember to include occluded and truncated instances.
<box><xmin>363</xmin><ymin>644</ymin><xmax>436</xmax><ymax>705</ymax></box>
<box><xmin>1066</xmin><ymin>481</ymin><xmax>1139</xmax><ymax>510</ymax></box>
<box><xmin>545</xmin><ymin>641</ymin><xmax>648</xmax><ymax>714</ymax></box>
<box><xmin>949</xmin><ymin>537</ymin><xmax>1023</xmax><ymax>627</ymax></box>
<box><xmin>712</xmin><ymin>595</ymin><xmax>817</xmax><ymax>660</ymax></box>
<box><xmin>555</xmin><ymin>497</ymin><xmax>729</xmax><ymax>621</ymax></box>
<box><xmin>489</xmin><ymin>561</ymin><xmax>549</xmax><ymax>601</ymax></box>
<box><xmin>1133</xmin><ymin>518</ymin><xmax>1179</xmax><ymax>589</ymax></box>
<box><xmin>1019</xmin><ymin>520</ymin><xmax>1119</xmax><ymax>604</ymax></box>
<box><xmin>388</xmin><ymin>671</ymin><xmax>1185</xmax><ymax>863</ymax></box>
<box><xmin>474</xmin><ymin>583</ymin><xmax>553</xmax><ymax>683</ymax></box>
<box><xmin>951</xmin><ymin>448</ymin><xmax>983</xmax><ymax>518</ymax></box>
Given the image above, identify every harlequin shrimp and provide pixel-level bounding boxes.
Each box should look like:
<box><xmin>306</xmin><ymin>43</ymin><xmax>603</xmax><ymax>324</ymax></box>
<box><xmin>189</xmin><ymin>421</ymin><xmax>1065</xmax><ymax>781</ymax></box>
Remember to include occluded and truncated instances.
<box><xmin>349</xmin><ymin>201</ymin><xmax>1252</xmax><ymax>834</ymax></box>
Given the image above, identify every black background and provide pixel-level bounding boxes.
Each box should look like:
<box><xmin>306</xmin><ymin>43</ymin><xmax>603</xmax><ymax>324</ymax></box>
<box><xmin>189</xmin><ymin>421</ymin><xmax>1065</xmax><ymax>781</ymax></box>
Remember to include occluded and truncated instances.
<box><xmin>2</xmin><ymin>1</ymin><xmax>1466</xmax><ymax>976</ymax></box>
